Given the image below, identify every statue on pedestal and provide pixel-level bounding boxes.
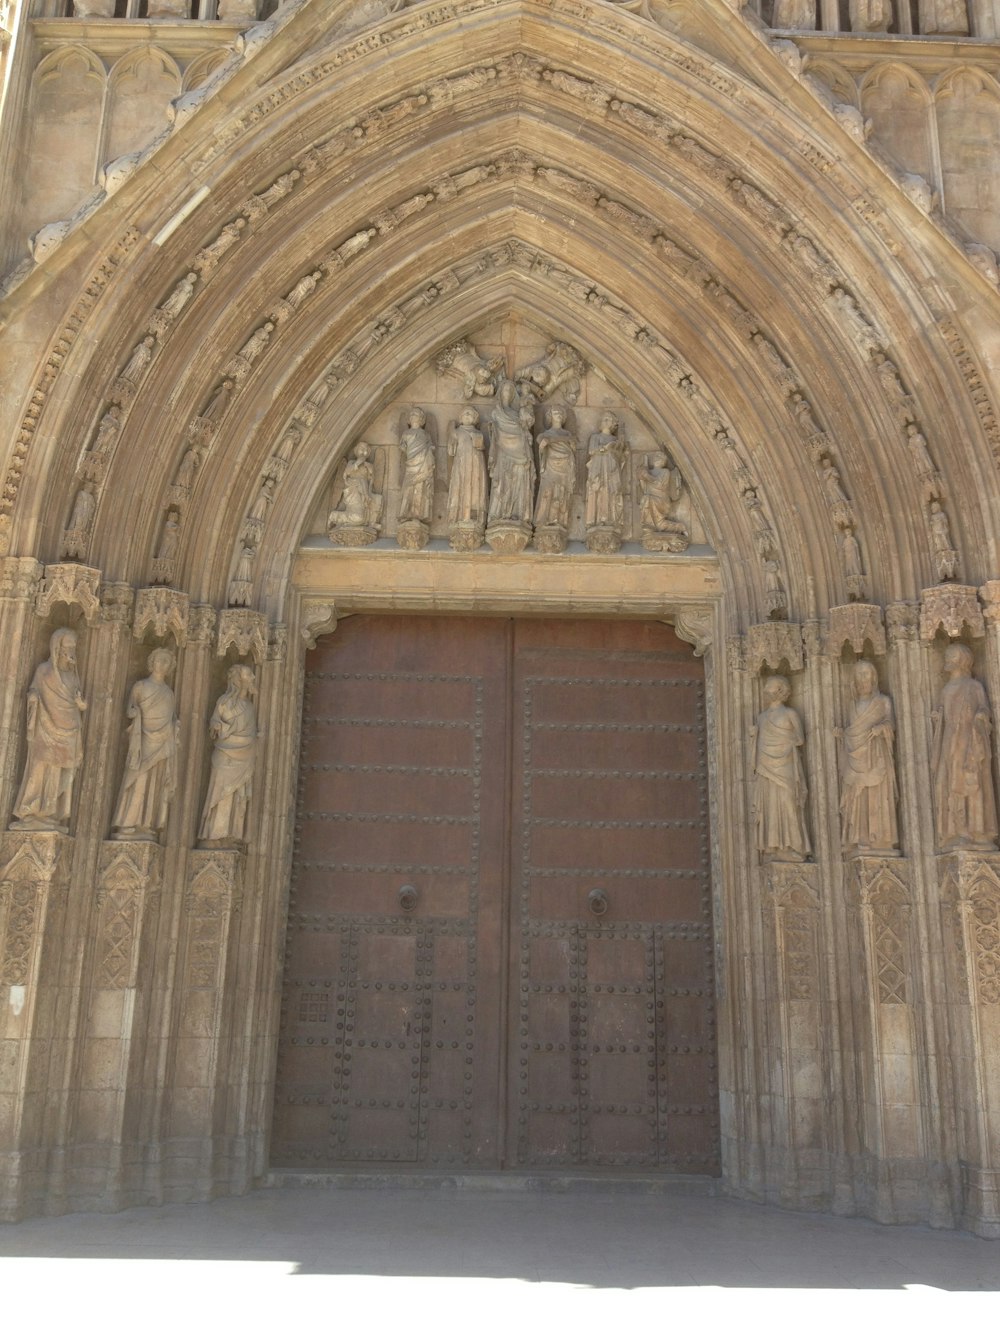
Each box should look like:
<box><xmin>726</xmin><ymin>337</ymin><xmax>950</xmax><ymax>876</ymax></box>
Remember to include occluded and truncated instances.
<box><xmin>752</xmin><ymin>674</ymin><xmax>810</xmax><ymax>861</ymax></box>
<box><xmin>446</xmin><ymin>407</ymin><xmax>488</xmax><ymax>550</ymax></box>
<box><xmin>838</xmin><ymin>660</ymin><xmax>898</xmax><ymax>853</ymax></box>
<box><xmin>199</xmin><ymin>664</ymin><xmax>258</xmax><ymax>847</ymax></box>
<box><xmin>932</xmin><ymin>643</ymin><xmax>998</xmax><ymax>850</ymax></box>
<box><xmin>11</xmin><ymin>628</ymin><xmax>87</xmax><ymax>832</ymax></box>
<box><xmin>111</xmin><ymin>648</ymin><xmax>179</xmax><ymax>842</ymax></box>
<box><xmin>585</xmin><ymin>411</ymin><xmax>627</xmax><ymax>553</ymax></box>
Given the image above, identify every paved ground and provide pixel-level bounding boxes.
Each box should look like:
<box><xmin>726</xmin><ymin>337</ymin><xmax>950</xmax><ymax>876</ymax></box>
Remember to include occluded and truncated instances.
<box><xmin>1</xmin><ymin>1182</ymin><xmax>997</xmax><ymax>1331</ymax></box>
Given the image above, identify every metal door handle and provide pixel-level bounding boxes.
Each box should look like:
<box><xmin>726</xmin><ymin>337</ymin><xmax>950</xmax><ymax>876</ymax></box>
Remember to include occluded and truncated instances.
<box><xmin>588</xmin><ymin>888</ymin><xmax>609</xmax><ymax>917</ymax></box>
<box><xmin>398</xmin><ymin>884</ymin><xmax>418</xmax><ymax>912</ymax></box>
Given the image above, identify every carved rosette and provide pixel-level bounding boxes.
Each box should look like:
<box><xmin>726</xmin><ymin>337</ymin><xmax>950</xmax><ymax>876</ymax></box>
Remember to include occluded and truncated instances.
<box><xmin>94</xmin><ymin>842</ymin><xmax>163</xmax><ymax>990</ymax></box>
<box><xmin>133</xmin><ymin>587</ymin><xmax>190</xmax><ymax>644</ymax></box>
<box><xmin>35</xmin><ymin>563</ymin><xmax>101</xmax><ymax>624</ymax></box>
<box><xmin>216</xmin><ymin>608</ymin><xmax>268</xmax><ymax>664</ymax></box>
<box><xmin>746</xmin><ymin>621</ymin><xmax>804</xmax><ymax>674</ymax></box>
<box><xmin>847</xmin><ymin>858</ymin><xmax>912</xmax><ymax>1005</ymax></box>
<box><xmin>920</xmin><ymin>584</ymin><xmax>985</xmax><ymax>642</ymax></box>
<box><xmin>827</xmin><ymin>603</ymin><xmax>886</xmax><ymax>657</ymax></box>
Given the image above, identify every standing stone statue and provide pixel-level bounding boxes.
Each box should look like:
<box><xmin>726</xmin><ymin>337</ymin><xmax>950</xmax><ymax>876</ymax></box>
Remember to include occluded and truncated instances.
<box><xmin>327</xmin><ymin>443</ymin><xmax>383</xmax><ymax>545</ymax></box>
<box><xmin>11</xmin><ymin>628</ymin><xmax>87</xmax><ymax>832</ymax></box>
<box><xmin>486</xmin><ymin>380</ymin><xmax>536</xmax><ymax>553</ymax></box>
<box><xmin>199</xmin><ymin>664</ymin><xmax>258</xmax><ymax>846</ymax></box>
<box><xmin>585</xmin><ymin>411</ymin><xmax>627</xmax><ymax>553</ymax></box>
<box><xmin>396</xmin><ymin>406</ymin><xmax>435</xmax><ymax>550</ymax></box>
<box><xmin>446</xmin><ymin>406</ymin><xmax>489</xmax><ymax>550</ymax></box>
<box><xmin>533</xmin><ymin>405</ymin><xmax>577</xmax><ymax>553</ymax></box>
<box><xmin>919</xmin><ymin>0</ymin><xmax>969</xmax><ymax>33</ymax></box>
<box><xmin>850</xmin><ymin>0</ymin><xmax>892</xmax><ymax>29</ymax></box>
<box><xmin>931</xmin><ymin>642</ymin><xmax>998</xmax><ymax>850</ymax></box>
<box><xmin>639</xmin><ymin>450</ymin><xmax>689</xmax><ymax>552</ymax></box>
<box><xmin>838</xmin><ymin>660</ymin><xmax>898</xmax><ymax>853</ymax></box>
<box><xmin>771</xmin><ymin>0</ymin><xmax>817</xmax><ymax>28</ymax></box>
<box><xmin>752</xmin><ymin>674</ymin><xmax>810</xmax><ymax>861</ymax></box>
<box><xmin>111</xmin><ymin>648</ymin><xmax>179</xmax><ymax>842</ymax></box>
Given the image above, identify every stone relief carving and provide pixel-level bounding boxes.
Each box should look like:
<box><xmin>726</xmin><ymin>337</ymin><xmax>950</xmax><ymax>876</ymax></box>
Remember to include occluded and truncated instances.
<box><xmin>533</xmin><ymin>405</ymin><xmax>578</xmax><ymax>553</ymax></box>
<box><xmin>10</xmin><ymin>629</ymin><xmax>86</xmax><ymax>833</ymax></box>
<box><xmin>515</xmin><ymin>340</ymin><xmax>586</xmax><ymax>404</ymax></box>
<box><xmin>111</xmin><ymin>649</ymin><xmax>179</xmax><ymax>842</ymax></box>
<box><xmin>932</xmin><ymin>643</ymin><xmax>998</xmax><ymax>852</ymax></box>
<box><xmin>61</xmin><ymin>485</ymin><xmax>97</xmax><ymax>561</ymax></box>
<box><xmin>639</xmin><ymin>450</ymin><xmax>689</xmax><ymax>552</ymax></box>
<box><xmin>920</xmin><ymin>584</ymin><xmax>984</xmax><ymax>642</ymax></box>
<box><xmin>487</xmin><ymin>380</ymin><xmax>536</xmax><ymax>553</ymax></box>
<box><xmin>838</xmin><ymin>660</ymin><xmax>899</xmax><ymax>854</ymax></box>
<box><xmin>928</xmin><ymin>499</ymin><xmax>960</xmax><ymax>581</ymax></box>
<box><xmin>111</xmin><ymin>336</ymin><xmax>155</xmax><ymax>406</ymax></box>
<box><xmin>327</xmin><ymin>443</ymin><xmax>383</xmax><ymax>545</ymax></box>
<box><xmin>435</xmin><ymin>338</ymin><xmax>504</xmax><ymax>398</ymax></box>
<box><xmin>151</xmin><ymin>510</ymin><xmax>181</xmax><ymax>585</ymax></box>
<box><xmin>199</xmin><ymin>664</ymin><xmax>258</xmax><ymax>847</ymax></box>
<box><xmin>828</xmin><ymin>603</ymin><xmax>886</xmax><ymax>657</ymax></box>
<box><xmin>150</xmin><ymin>272</ymin><xmax>198</xmax><ymax>336</ymax></box>
<box><xmin>216</xmin><ymin>608</ymin><xmax>268</xmax><ymax>664</ymax></box>
<box><xmin>752</xmin><ymin>675</ymin><xmax>810</xmax><ymax>862</ymax></box>
<box><xmin>585</xmin><ymin>411</ymin><xmax>627</xmax><ymax>553</ymax></box>
<box><xmin>447</xmin><ymin>406</ymin><xmax>489</xmax><ymax>550</ymax></box>
<box><xmin>919</xmin><ymin>0</ymin><xmax>969</xmax><ymax>34</ymax></box>
<box><xmin>35</xmin><ymin>562</ymin><xmax>101</xmax><ymax>624</ymax></box>
<box><xmin>396</xmin><ymin>406</ymin><xmax>435</xmax><ymax>549</ymax></box>
<box><xmin>771</xmin><ymin>0</ymin><xmax>816</xmax><ymax>29</ymax></box>
<box><xmin>133</xmin><ymin>586</ymin><xmax>189</xmax><ymax>644</ymax></box>
<box><xmin>850</xmin><ymin>0</ymin><xmax>892</xmax><ymax>30</ymax></box>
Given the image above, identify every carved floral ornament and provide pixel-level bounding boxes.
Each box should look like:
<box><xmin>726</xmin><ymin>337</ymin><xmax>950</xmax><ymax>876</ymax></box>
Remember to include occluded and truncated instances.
<box><xmin>2</xmin><ymin>38</ymin><xmax>974</xmax><ymax>604</ymax></box>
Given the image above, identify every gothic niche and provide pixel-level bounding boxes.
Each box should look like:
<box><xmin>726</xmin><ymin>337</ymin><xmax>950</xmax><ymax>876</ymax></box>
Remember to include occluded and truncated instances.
<box><xmin>302</xmin><ymin>320</ymin><xmax>709</xmax><ymax>557</ymax></box>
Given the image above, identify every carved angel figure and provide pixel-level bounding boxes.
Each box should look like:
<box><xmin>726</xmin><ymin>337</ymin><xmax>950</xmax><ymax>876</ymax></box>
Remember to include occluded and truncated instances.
<box><xmin>514</xmin><ymin>340</ymin><xmax>585</xmax><ymax>404</ymax></box>
<box><xmin>11</xmin><ymin>628</ymin><xmax>87</xmax><ymax>832</ymax></box>
<box><xmin>397</xmin><ymin>406</ymin><xmax>435</xmax><ymax>525</ymax></box>
<box><xmin>752</xmin><ymin>674</ymin><xmax>810</xmax><ymax>861</ymax></box>
<box><xmin>533</xmin><ymin>405</ymin><xmax>577</xmax><ymax>536</ymax></box>
<box><xmin>838</xmin><ymin>660</ymin><xmax>898</xmax><ymax>853</ymax></box>
<box><xmin>436</xmin><ymin>338</ymin><xmax>504</xmax><ymax>398</ymax></box>
<box><xmin>111</xmin><ymin>649</ymin><xmax>179</xmax><ymax>842</ymax></box>
<box><xmin>199</xmin><ymin>664</ymin><xmax>258</xmax><ymax>846</ymax></box>
<box><xmin>639</xmin><ymin>450</ymin><xmax>689</xmax><ymax>552</ymax></box>
<box><xmin>932</xmin><ymin>643</ymin><xmax>998</xmax><ymax>850</ymax></box>
<box><xmin>327</xmin><ymin>443</ymin><xmax>383</xmax><ymax>538</ymax></box>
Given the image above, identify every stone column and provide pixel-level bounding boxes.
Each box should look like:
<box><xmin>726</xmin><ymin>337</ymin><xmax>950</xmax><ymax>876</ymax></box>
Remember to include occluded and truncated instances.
<box><xmin>0</xmin><ymin>831</ymin><xmax>72</xmax><ymax>1220</ymax></box>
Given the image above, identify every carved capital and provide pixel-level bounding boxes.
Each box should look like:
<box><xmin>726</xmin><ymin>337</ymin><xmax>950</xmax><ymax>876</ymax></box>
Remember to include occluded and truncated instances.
<box><xmin>301</xmin><ymin>598</ymin><xmax>338</xmax><ymax>650</ymax></box>
<box><xmin>746</xmin><ymin>621</ymin><xmax>803</xmax><ymax>674</ymax></box>
<box><xmin>0</xmin><ymin>556</ymin><xmax>43</xmax><ymax>602</ymax></box>
<box><xmin>217</xmin><ymin>607</ymin><xmax>267</xmax><ymax>664</ymax></box>
<box><xmin>0</xmin><ymin>829</ymin><xmax>71</xmax><ymax>885</ymax></box>
<box><xmin>35</xmin><ymin>562</ymin><xmax>101</xmax><ymax>624</ymax></box>
<box><xmin>99</xmin><ymin>581</ymin><xmax>134</xmax><ymax>625</ymax></box>
<box><xmin>886</xmin><ymin>601</ymin><xmax>919</xmax><ymax>644</ymax></box>
<box><xmin>186</xmin><ymin>847</ymin><xmax>244</xmax><ymax>914</ymax></box>
<box><xmin>980</xmin><ymin>580</ymin><xmax>1000</xmax><ymax>626</ymax></box>
<box><xmin>920</xmin><ymin>584</ymin><xmax>984</xmax><ymax>642</ymax></box>
<box><xmin>188</xmin><ymin>604</ymin><xmax>218</xmax><ymax>645</ymax></box>
<box><xmin>133</xmin><ymin>586</ymin><xmax>190</xmax><ymax>644</ymax></box>
<box><xmin>827</xmin><ymin>603</ymin><xmax>886</xmax><ymax>657</ymax></box>
<box><xmin>671</xmin><ymin>607</ymin><xmax>713</xmax><ymax>658</ymax></box>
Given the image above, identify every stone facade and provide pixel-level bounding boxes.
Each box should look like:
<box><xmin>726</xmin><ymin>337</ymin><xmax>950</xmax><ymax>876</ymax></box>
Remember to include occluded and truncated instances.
<box><xmin>1</xmin><ymin>0</ymin><xmax>1000</xmax><ymax>1235</ymax></box>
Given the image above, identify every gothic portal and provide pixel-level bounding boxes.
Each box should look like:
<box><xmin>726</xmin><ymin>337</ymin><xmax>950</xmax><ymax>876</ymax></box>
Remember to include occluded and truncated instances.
<box><xmin>2</xmin><ymin>0</ymin><xmax>1000</xmax><ymax>1238</ymax></box>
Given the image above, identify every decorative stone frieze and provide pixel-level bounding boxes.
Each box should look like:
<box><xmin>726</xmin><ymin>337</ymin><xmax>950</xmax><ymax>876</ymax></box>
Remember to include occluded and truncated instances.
<box><xmin>746</xmin><ymin>621</ymin><xmax>804</xmax><ymax>673</ymax></box>
<box><xmin>827</xmin><ymin>603</ymin><xmax>886</xmax><ymax>657</ymax></box>
<box><xmin>133</xmin><ymin>586</ymin><xmax>190</xmax><ymax>644</ymax></box>
<box><xmin>216</xmin><ymin>607</ymin><xmax>267</xmax><ymax>663</ymax></box>
<box><xmin>0</xmin><ymin>830</ymin><xmax>70</xmax><ymax>987</ymax></box>
<box><xmin>920</xmin><ymin>583</ymin><xmax>984</xmax><ymax>641</ymax></box>
<box><xmin>34</xmin><ymin>563</ymin><xmax>101</xmax><ymax>624</ymax></box>
<box><xmin>0</xmin><ymin>556</ymin><xmax>42</xmax><ymax>602</ymax></box>
<box><xmin>848</xmin><ymin>857</ymin><xmax>912</xmax><ymax>1004</ymax></box>
<box><xmin>94</xmin><ymin>842</ymin><xmax>163</xmax><ymax>990</ymax></box>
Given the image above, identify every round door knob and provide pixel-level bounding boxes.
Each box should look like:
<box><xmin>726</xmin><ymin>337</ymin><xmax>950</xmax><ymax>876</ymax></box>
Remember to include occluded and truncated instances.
<box><xmin>588</xmin><ymin>888</ymin><xmax>609</xmax><ymax>917</ymax></box>
<box><xmin>398</xmin><ymin>884</ymin><xmax>418</xmax><ymax>912</ymax></box>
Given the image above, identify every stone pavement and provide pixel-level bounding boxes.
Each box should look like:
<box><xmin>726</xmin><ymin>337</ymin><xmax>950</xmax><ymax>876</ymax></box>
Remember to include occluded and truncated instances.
<box><xmin>0</xmin><ymin>1182</ymin><xmax>997</xmax><ymax>1332</ymax></box>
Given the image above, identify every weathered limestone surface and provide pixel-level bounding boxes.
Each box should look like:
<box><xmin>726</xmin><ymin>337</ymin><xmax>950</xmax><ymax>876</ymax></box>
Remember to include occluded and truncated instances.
<box><xmin>1</xmin><ymin>0</ymin><xmax>1000</xmax><ymax>1236</ymax></box>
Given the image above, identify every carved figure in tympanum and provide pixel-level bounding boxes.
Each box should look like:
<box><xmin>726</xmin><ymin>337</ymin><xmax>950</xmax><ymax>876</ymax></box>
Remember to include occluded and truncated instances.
<box><xmin>533</xmin><ymin>405</ymin><xmax>577</xmax><ymax>553</ymax></box>
<box><xmin>932</xmin><ymin>643</ymin><xmax>998</xmax><ymax>851</ymax></box>
<box><xmin>752</xmin><ymin>674</ymin><xmax>810</xmax><ymax>862</ymax></box>
<box><xmin>585</xmin><ymin>410</ymin><xmax>627</xmax><ymax>553</ymax></box>
<box><xmin>639</xmin><ymin>450</ymin><xmax>689</xmax><ymax>552</ymax></box>
<box><xmin>446</xmin><ymin>406</ymin><xmax>489</xmax><ymax>550</ymax></box>
<box><xmin>486</xmin><ymin>380</ymin><xmax>536</xmax><ymax>553</ymax></box>
<box><xmin>514</xmin><ymin>340</ymin><xmax>585</xmax><ymax>405</ymax></box>
<box><xmin>850</xmin><ymin>0</ymin><xmax>892</xmax><ymax>29</ymax></box>
<box><xmin>838</xmin><ymin>660</ymin><xmax>899</xmax><ymax>853</ymax></box>
<box><xmin>199</xmin><ymin>664</ymin><xmax>258</xmax><ymax>847</ymax></box>
<box><xmin>327</xmin><ymin>443</ymin><xmax>383</xmax><ymax>546</ymax></box>
<box><xmin>11</xmin><ymin>628</ymin><xmax>87</xmax><ymax>832</ymax></box>
<box><xmin>396</xmin><ymin>406</ymin><xmax>435</xmax><ymax>549</ymax></box>
<box><xmin>919</xmin><ymin>0</ymin><xmax>969</xmax><ymax>32</ymax></box>
<box><xmin>112</xmin><ymin>649</ymin><xmax>179</xmax><ymax>842</ymax></box>
<box><xmin>436</xmin><ymin>338</ymin><xmax>504</xmax><ymax>398</ymax></box>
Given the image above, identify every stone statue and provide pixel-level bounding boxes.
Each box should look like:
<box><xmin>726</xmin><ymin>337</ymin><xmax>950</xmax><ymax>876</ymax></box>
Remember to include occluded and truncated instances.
<box><xmin>838</xmin><ymin>660</ymin><xmax>898</xmax><ymax>853</ymax></box>
<box><xmin>486</xmin><ymin>380</ymin><xmax>536</xmax><ymax>552</ymax></box>
<box><xmin>92</xmin><ymin>406</ymin><xmax>122</xmax><ymax>456</ymax></box>
<box><xmin>396</xmin><ymin>406</ymin><xmax>435</xmax><ymax>548</ymax></box>
<box><xmin>327</xmin><ymin>443</ymin><xmax>382</xmax><ymax>545</ymax></box>
<box><xmin>157</xmin><ymin>272</ymin><xmax>197</xmax><ymax>321</ymax></box>
<box><xmin>929</xmin><ymin>500</ymin><xmax>959</xmax><ymax>580</ymax></box>
<box><xmin>61</xmin><ymin>485</ymin><xmax>97</xmax><ymax>560</ymax></box>
<box><xmin>931</xmin><ymin>642</ymin><xmax>998</xmax><ymax>850</ymax></box>
<box><xmin>199</xmin><ymin>664</ymin><xmax>258</xmax><ymax>846</ymax></box>
<box><xmin>639</xmin><ymin>450</ymin><xmax>689</xmax><ymax>552</ymax></box>
<box><xmin>751</xmin><ymin>674</ymin><xmax>810</xmax><ymax>861</ymax></box>
<box><xmin>111</xmin><ymin>648</ymin><xmax>179</xmax><ymax>842</ymax></box>
<box><xmin>585</xmin><ymin>411</ymin><xmax>627</xmax><ymax>552</ymax></box>
<box><xmin>850</xmin><ymin>0</ymin><xmax>892</xmax><ymax>29</ymax></box>
<box><xmin>919</xmin><ymin>0</ymin><xmax>969</xmax><ymax>33</ymax></box>
<box><xmin>228</xmin><ymin>544</ymin><xmax>256</xmax><ymax>607</ymax></box>
<box><xmin>119</xmin><ymin>336</ymin><xmax>155</xmax><ymax>386</ymax></box>
<box><xmin>11</xmin><ymin>628</ymin><xmax>87</xmax><ymax>832</ymax></box>
<box><xmin>435</xmin><ymin>338</ymin><xmax>504</xmax><ymax>398</ymax></box>
<box><xmin>904</xmin><ymin>422</ymin><xmax>939</xmax><ymax>483</ymax></box>
<box><xmin>533</xmin><ymin>405</ymin><xmax>577</xmax><ymax>552</ymax></box>
<box><xmin>446</xmin><ymin>406</ymin><xmax>489</xmax><ymax>550</ymax></box>
<box><xmin>840</xmin><ymin>526</ymin><xmax>866</xmax><ymax>600</ymax></box>
<box><xmin>155</xmin><ymin>511</ymin><xmax>180</xmax><ymax>563</ymax></box>
<box><xmin>820</xmin><ymin>457</ymin><xmax>853</xmax><ymax>526</ymax></box>
<box><xmin>771</xmin><ymin>0</ymin><xmax>817</xmax><ymax>29</ymax></box>
<box><xmin>514</xmin><ymin>340</ymin><xmax>585</xmax><ymax>404</ymax></box>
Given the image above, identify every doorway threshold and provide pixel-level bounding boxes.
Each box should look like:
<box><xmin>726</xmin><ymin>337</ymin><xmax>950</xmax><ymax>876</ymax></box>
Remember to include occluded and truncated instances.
<box><xmin>264</xmin><ymin>1168</ymin><xmax>721</xmax><ymax>1196</ymax></box>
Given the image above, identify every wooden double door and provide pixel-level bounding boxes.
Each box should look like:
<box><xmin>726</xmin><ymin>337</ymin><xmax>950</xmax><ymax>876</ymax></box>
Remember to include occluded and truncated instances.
<box><xmin>271</xmin><ymin>615</ymin><xmax>719</xmax><ymax>1173</ymax></box>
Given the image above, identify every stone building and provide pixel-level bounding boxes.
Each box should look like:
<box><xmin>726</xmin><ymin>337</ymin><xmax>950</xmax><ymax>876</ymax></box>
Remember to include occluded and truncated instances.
<box><xmin>1</xmin><ymin>0</ymin><xmax>1000</xmax><ymax>1237</ymax></box>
